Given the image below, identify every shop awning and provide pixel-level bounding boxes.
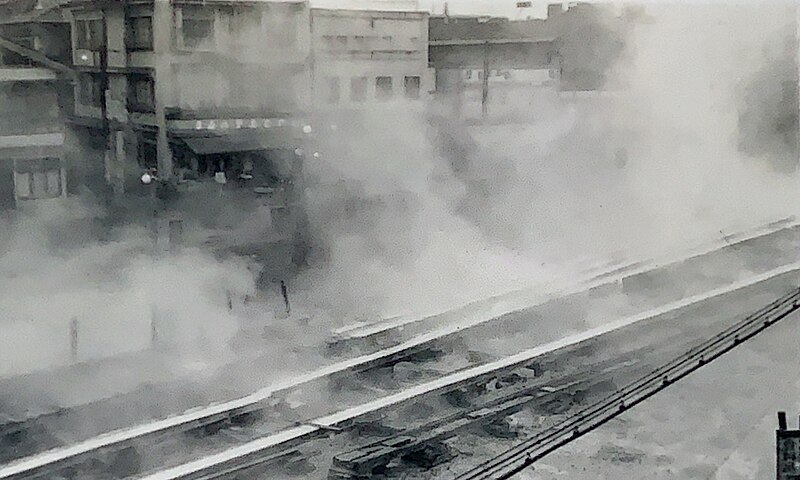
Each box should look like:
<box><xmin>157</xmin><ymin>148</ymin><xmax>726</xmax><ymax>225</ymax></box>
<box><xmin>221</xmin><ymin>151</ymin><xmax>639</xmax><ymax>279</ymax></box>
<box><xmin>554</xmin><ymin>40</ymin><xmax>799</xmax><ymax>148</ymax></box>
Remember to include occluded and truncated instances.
<box><xmin>181</xmin><ymin>130</ymin><xmax>300</xmax><ymax>156</ymax></box>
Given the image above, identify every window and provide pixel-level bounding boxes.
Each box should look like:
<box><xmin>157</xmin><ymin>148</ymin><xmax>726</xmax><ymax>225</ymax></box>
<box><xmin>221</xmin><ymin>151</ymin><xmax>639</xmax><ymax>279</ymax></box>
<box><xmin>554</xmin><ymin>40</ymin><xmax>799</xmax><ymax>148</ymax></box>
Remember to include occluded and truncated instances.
<box><xmin>375</xmin><ymin>76</ymin><xmax>392</xmax><ymax>100</ymax></box>
<box><xmin>404</xmin><ymin>76</ymin><xmax>420</xmax><ymax>99</ymax></box>
<box><xmin>324</xmin><ymin>76</ymin><xmax>340</xmax><ymax>104</ymax></box>
<box><xmin>75</xmin><ymin>18</ymin><xmax>104</xmax><ymax>50</ymax></box>
<box><xmin>1</xmin><ymin>37</ymin><xmax>34</xmax><ymax>66</ymax></box>
<box><xmin>180</xmin><ymin>10</ymin><xmax>215</xmax><ymax>49</ymax></box>
<box><xmin>268</xmin><ymin>11</ymin><xmax>296</xmax><ymax>48</ymax></box>
<box><xmin>128</xmin><ymin>74</ymin><xmax>155</xmax><ymax>112</ymax></box>
<box><xmin>230</xmin><ymin>8</ymin><xmax>262</xmax><ymax>35</ymax></box>
<box><xmin>14</xmin><ymin>158</ymin><xmax>62</xmax><ymax>200</ymax></box>
<box><xmin>322</xmin><ymin>35</ymin><xmax>335</xmax><ymax>50</ymax></box>
<box><xmin>126</xmin><ymin>16</ymin><xmax>153</xmax><ymax>51</ymax></box>
<box><xmin>350</xmin><ymin>76</ymin><xmax>367</xmax><ymax>103</ymax></box>
<box><xmin>354</xmin><ymin>36</ymin><xmax>367</xmax><ymax>49</ymax></box>
<box><xmin>137</xmin><ymin>137</ymin><xmax>157</xmax><ymax>169</ymax></box>
<box><xmin>336</xmin><ymin>35</ymin><xmax>348</xmax><ymax>49</ymax></box>
<box><xmin>79</xmin><ymin>74</ymin><xmax>103</xmax><ymax>107</ymax></box>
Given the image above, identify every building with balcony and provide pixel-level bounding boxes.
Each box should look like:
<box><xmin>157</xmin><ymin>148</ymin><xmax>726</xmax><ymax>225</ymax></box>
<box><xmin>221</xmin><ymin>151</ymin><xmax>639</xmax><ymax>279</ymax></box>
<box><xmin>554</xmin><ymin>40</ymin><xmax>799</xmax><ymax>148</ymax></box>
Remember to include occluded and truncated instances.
<box><xmin>63</xmin><ymin>0</ymin><xmax>314</xmax><ymax>269</ymax></box>
<box><xmin>0</xmin><ymin>4</ymin><xmax>75</xmax><ymax>209</ymax></box>
<box><xmin>309</xmin><ymin>7</ymin><xmax>432</xmax><ymax>117</ymax></box>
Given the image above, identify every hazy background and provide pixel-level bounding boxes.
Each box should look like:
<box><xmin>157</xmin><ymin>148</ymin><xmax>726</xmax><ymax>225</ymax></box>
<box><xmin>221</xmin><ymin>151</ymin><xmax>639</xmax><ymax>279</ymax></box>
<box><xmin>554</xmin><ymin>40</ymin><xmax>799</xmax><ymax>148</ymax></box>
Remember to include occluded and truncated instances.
<box><xmin>296</xmin><ymin>2</ymin><xmax>800</xmax><ymax>323</ymax></box>
<box><xmin>1</xmin><ymin>2</ymin><xmax>798</xmax><ymax>394</ymax></box>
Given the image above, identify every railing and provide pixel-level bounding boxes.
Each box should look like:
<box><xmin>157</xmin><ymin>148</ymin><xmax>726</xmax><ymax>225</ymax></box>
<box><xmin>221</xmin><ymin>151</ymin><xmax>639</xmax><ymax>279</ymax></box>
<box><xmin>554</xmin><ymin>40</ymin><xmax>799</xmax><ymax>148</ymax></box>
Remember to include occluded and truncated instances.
<box><xmin>457</xmin><ymin>286</ymin><xmax>800</xmax><ymax>480</ymax></box>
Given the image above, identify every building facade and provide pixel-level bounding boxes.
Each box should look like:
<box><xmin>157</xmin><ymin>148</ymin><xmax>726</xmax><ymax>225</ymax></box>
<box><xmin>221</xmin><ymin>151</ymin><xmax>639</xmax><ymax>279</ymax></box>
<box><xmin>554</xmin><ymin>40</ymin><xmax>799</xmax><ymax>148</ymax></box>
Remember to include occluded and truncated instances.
<box><xmin>310</xmin><ymin>7</ymin><xmax>432</xmax><ymax>114</ymax></box>
<box><xmin>0</xmin><ymin>8</ymin><xmax>74</xmax><ymax>210</ymax></box>
<box><xmin>428</xmin><ymin>4</ymin><xmax>638</xmax><ymax>123</ymax></box>
<box><xmin>62</xmin><ymin>0</ymin><xmax>315</xmax><ymax>268</ymax></box>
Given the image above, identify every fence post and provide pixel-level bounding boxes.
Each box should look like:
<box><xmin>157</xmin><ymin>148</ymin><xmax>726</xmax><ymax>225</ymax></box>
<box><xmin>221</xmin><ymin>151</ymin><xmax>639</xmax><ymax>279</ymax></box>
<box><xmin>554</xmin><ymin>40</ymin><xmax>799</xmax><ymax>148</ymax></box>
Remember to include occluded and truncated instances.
<box><xmin>281</xmin><ymin>280</ymin><xmax>291</xmax><ymax>316</ymax></box>
<box><xmin>69</xmin><ymin>317</ymin><xmax>78</xmax><ymax>362</ymax></box>
<box><xmin>151</xmin><ymin>305</ymin><xmax>158</xmax><ymax>348</ymax></box>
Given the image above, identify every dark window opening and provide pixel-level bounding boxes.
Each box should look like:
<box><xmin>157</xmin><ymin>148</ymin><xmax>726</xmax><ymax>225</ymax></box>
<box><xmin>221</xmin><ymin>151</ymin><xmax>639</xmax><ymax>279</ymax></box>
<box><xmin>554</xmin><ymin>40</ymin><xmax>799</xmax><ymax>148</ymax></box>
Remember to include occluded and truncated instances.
<box><xmin>137</xmin><ymin>137</ymin><xmax>157</xmax><ymax>169</ymax></box>
<box><xmin>126</xmin><ymin>16</ymin><xmax>153</xmax><ymax>51</ymax></box>
<box><xmin>181</xmin><ymin>12</ymin><xmax>215</xmax><ymax>49</ymax></box>
<box><xmin>354</xmin><ymin>36</ymin><xmax>367</xmax><ymax>49</ymax></box>
<box><xmin>350</xmin><ymin>76</ymin><xmax>367</xmax><ymax>102</ymax></box>
<box><xmin>230</xmin><ymin>8</ymin><xmax>262</xmax><ymax>36</ymax></box>
<box><xmin>128</xmin><ymin>74</ymin><xmax>155</xmax><ymax>112</ymax></box>
<box><xmin>375</xmin><ymin>76</ymin><xmax>392</xmax><ymax>100</ymax></box>
<box><xmin>267</xmin><ymin>10</ymin><xmax>296</xmax><ymax>48</ymax></box>
<box><xmin>75</xmin><ymin>18</ymin><xmax>104</xmax><ymax>50</ymax></box>
<box><xmin>79</xmin><ymin>74</ymin><xmax>103</xmax><ymax>108</ymax></box>
<box><xmin>325</xmin><ymin>76</ymin><xmax>340</xmax><ymax>104</ymax></box>
<box><xmin>404</xmin><ymin>75</ymin><xmax>420</xmax><ymax>99</ymax></box>
<box><xmin>14</xmin><ymin>158</ymin><xmax>62</xmax><ymax>200</ymax></box>
<box><xmin>1</xmin><ymin>36</ymin><xmax>34</xmax><ymax>66</ymax></box>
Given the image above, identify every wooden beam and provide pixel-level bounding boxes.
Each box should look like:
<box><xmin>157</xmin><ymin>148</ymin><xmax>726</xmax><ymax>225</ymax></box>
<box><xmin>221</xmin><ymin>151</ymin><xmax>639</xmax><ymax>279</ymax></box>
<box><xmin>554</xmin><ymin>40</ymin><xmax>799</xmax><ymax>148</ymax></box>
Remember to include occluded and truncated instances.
<box><xmin>0</xmin><ymin>35</ymin><xmax>76</xmax><ymax>80</ymax></box>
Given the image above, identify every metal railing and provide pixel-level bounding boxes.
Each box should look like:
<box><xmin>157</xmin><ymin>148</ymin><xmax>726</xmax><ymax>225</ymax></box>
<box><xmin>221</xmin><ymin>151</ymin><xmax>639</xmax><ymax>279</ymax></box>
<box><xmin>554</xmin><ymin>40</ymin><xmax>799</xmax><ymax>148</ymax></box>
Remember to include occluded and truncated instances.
<box><xmin>457</xmin><ymin>287</ymin><xmax>800</xmax><ymax>480</ymax></box>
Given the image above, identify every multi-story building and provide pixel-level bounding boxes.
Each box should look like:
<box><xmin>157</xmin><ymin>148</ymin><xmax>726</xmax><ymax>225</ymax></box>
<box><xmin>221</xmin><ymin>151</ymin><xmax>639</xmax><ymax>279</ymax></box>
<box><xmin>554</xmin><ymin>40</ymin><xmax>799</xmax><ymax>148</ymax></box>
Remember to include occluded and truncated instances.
<box><xmin>63</xmin><ymin>0</ymin><xmax>315</xmax><ymax>269</ymax></box>
<box><xmin>428</xmin><ymin>4</ymin><xmax>638</xmax><ymax>123</ymax></box>
<box><xmin>309</xmin><ymin>7</ymin><xmax>432</xmax><ymax>116</ymax></box>
<box><xmin>0</xmin><ymin>3</ymin><xmax>75</xmax><ymax>210</ymax></box>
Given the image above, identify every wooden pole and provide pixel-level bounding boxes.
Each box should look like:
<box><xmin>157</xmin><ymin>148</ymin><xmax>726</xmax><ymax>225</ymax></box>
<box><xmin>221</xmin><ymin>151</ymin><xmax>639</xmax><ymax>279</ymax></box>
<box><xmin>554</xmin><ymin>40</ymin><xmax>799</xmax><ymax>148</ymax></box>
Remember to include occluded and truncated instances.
<box><xmin>69</xmin><ymin>317</ymin><xmax>79</xmax><ymax>362</ymax></box>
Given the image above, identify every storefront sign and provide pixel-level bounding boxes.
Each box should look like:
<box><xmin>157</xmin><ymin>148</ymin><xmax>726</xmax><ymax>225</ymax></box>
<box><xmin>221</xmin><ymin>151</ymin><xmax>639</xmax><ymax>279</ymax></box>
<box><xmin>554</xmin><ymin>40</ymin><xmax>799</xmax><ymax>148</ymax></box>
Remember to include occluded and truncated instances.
<box><xmin>192</xmin><ymin>118</ymin><xmax>302</xmax><ymax>131</ymax></box>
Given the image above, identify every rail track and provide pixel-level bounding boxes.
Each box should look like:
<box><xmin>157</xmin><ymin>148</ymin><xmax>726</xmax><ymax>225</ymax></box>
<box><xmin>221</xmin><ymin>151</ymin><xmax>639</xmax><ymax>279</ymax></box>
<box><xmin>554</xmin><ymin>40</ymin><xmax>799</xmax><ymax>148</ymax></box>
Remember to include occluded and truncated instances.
<box><xmin>1</xmin><ymin>219</ymin><xmax>799</xmax><ymax>479</ymax></box>
<box><xmin>135</xmin><ymin>268</ymin><xmax>800</xmax><ymax>479</ymax></box>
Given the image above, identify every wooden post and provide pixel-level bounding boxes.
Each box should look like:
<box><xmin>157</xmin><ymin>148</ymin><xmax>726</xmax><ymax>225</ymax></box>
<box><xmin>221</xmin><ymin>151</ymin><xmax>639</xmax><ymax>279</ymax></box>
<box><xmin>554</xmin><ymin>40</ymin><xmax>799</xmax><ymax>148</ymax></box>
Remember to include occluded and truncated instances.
<box><xmin>69</xmin><ymin>317</ymin><xmax>78</xmax><ymax>362</ymax></box>
<box><xmin>281</xmin><ymin>280</ymin><xmax>291</xmax><ymax>316</ymax></box>
<box><xmin>150</xmin><ymin>305</ymin><xmax>158</xmax><ymax>347</ymax></box>
<box><xmin>481</xmin><ymin>42</ymin><xmax>490</xmax><ymax>120</ymax></box>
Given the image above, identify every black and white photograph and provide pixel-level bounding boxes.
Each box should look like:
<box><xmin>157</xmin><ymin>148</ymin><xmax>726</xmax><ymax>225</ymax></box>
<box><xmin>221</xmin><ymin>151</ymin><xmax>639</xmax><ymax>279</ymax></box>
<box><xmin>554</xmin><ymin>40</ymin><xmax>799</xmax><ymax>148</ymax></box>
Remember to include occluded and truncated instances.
<box><xmin>0</xmin><ymin>0</ymin><xmax>799</xmax><ymax>479</ymax></box>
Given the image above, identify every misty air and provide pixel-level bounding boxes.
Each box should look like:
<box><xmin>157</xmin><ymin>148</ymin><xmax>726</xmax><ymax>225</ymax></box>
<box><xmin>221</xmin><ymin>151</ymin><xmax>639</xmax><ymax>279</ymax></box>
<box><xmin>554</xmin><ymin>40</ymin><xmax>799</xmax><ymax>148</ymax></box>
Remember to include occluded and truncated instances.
<box><xmin>0</xmin><ymin>0</ymin><xmax>799</xmax><ymax>479</ymax></box>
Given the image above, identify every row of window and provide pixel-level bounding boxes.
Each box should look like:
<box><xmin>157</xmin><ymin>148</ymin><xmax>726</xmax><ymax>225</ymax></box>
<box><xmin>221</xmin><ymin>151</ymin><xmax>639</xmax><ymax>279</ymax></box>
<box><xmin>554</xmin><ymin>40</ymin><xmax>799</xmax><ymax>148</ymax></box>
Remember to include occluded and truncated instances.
<box><xmin>78</xmin><ymin>74</ymin><xmax>155</xmax><ymax>112</ymax></box>
<box><xmin>78</xmin><ymin>72</ymin><xmax>421</xmax><ymax>111</ymax></box>
<box><xmin>323</xmin><ymin>75</ymin><xmax>420</xmax><ymax>104</ymax></box>
<box><xmin>319</xmin><ymin>34</ymin><xmax>419</xmax><ymax>52</ymax></box>
<box><xmin>14</xmin><ymin>158</ymin><xmax>63</xmax><ymax>200</ymax></box>
<box><xmin>75</xmin><ymin>10</ymin><xmax>297</xmax><ymax>53</ymax></box>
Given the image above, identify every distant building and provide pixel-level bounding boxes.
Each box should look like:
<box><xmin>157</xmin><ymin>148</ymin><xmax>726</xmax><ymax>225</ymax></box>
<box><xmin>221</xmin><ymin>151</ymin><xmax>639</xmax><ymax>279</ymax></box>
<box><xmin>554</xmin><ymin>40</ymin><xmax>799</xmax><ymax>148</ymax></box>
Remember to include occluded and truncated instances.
<box><xmin>310</xmin><ymin>7</ymin><xmax>432</xmax><ymax>116</ymax></box>
<box><xmin>428</xmin><ymin>3</ymin><xmax>637</xmax><ymax>123</ymax></box>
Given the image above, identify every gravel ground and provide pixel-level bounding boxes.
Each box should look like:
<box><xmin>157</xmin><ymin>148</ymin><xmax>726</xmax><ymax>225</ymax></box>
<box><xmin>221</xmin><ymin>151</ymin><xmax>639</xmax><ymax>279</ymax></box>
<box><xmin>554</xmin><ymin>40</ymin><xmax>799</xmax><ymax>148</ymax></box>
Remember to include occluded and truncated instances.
<box><xmin>436</xmin><ymin>304</ymin><xmax>800</xmax><ymax>480</ymax></box>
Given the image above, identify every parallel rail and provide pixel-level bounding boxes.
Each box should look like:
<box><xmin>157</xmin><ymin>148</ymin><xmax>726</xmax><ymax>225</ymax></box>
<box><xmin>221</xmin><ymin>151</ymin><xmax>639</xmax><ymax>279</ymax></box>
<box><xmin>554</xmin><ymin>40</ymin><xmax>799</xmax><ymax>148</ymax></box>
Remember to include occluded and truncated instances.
<box><xmin>456</xmin><ymin>287</ymin><xmax>800</xmax><ymax>480</ymax></box>
<box><xmin>140</xmin><ymin>266</ymin><xmax>800</xmax><ymax>480</ymax></box>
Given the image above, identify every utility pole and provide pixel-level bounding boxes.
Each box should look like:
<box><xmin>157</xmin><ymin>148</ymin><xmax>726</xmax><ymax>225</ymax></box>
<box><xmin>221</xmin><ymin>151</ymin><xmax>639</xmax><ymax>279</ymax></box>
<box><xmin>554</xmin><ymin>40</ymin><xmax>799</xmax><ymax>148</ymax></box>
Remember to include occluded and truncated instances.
<box><xmin>153</xmin><ymin>0</ymin><xmax>173</xmax><ymax>181</ymax></box>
